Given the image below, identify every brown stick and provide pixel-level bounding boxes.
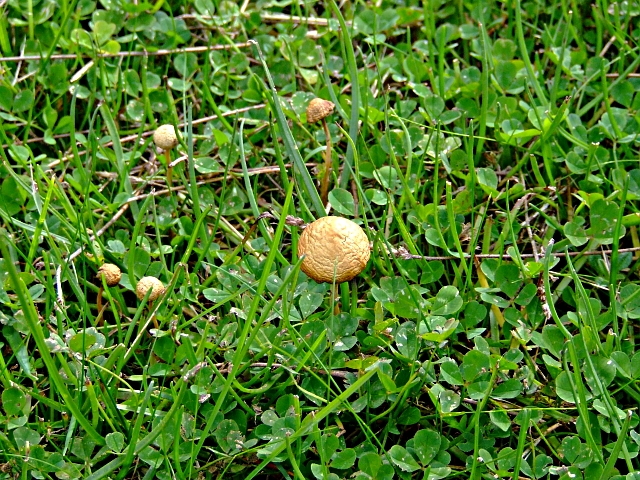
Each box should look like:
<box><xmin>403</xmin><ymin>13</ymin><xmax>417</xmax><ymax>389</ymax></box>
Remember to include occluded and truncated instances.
<box><xmin>0</xmin><ymin>43</ymin><xmax>253</xmax><ymax>63</ymax></box>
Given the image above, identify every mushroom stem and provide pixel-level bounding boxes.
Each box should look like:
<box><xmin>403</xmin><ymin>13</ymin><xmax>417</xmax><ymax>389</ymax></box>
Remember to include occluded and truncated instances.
<box><xmin>331</xmin><ymin>283</ymin><xmax>341</xmax><ymax>314</ymax></box>
<box><xmin>96</xmin><ymin>285</ymin><xmax>105</xmax><ymax>325</ymax></box>
<box><xmin>319</xmin><ymin>118</ymin><xmax>332</xmax><ymax>205</ymax></box>
<box><xmin>149</xmin><ymin>301</ymin><xmax>159</xmax><ymax>329</ymax></box>
<box><xmin>164</xmin><ymin>150</ymin><xmax>173</xmax><ymax>189</ymax></box>
<box><xmin>96</xmin><ymin>263</ymin><xmax>121</xmax><ymax>327</ymax></box>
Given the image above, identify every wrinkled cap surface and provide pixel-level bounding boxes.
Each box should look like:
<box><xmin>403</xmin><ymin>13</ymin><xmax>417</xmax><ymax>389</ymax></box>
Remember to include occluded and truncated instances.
<box><xmin>136</xmin><ymin>276</ymin><xmax>165</xmax><ymax>301</ymax></box>
<box><xmin>153</xmin><ymin>124</ymin><xmax>178</xmax><ymax>150</ymax></box>
<box><xmin>97</xmin><ymin>263</ymin><xmax>121</xmax><ymax>286</ymax></box>
<box><xmin>306</xmin><ymin>98</ymin><xmax>335</xmax><ymax>123</ymax></box>
<box><xmin>297</xmin><ymin>216</ymin><xmax>370</xmax><ymax>283</ymax></box>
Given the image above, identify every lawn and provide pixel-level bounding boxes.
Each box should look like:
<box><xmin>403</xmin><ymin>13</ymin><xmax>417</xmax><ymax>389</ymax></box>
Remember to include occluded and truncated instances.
<box><xmin>1</xmin><ymin>0</ymin><xmax>640</xmax><ymax>479</ymax></box>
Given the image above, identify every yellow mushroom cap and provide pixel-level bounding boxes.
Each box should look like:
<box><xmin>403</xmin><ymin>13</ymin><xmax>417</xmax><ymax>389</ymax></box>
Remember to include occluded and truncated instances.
<box><xmin>306</xmin><ymin>98</ymin><xmax>335</xmax><ymax>123</ymax></box>
<box><xmin>153</xmin><ymin>124</ymin><xmax>178</xmax><ymax>150</ymax></box>
<box><xmin>97</xmin><ymin>263</ymin><xmax>121</xmax><ymax>286</ymax></box>
<box><xmin>297</xmin><ymin>216</ymin><xmax>370</xmax><ymax>284</ymax></box>
<box><xmin>136</xmin><ymin>276</ymin><xmax>165</xmax><ymax>301</ymax></box>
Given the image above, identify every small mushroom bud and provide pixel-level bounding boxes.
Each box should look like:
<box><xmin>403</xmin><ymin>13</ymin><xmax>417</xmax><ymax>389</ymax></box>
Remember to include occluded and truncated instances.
<box><xmin>153</xmin><ymin>124</ymin><xmax>178</xmax><ymax>188</ymax></box>
<box><xmin>96</xmin><ymin>263</ymin><xmax>122</xmax><ymax>324</ymax></box>
<box><xmin>136</xmin><ymin>276</ymin><xmax>165</xmax><ymax>302</ymax></box>
<box><xmin>97</xmin><ymin>263</ymin><xmax>121</xmax><ymax>286</ymax></box>
<box><xmin>306</xmin><ymin>98</ymin><xmax>335</xmax><ymax>124</ymax></box>
<box><xmin>153</xmin><ymin>124</ymin><xmax>178</xmax><ymax>150</ymax></box>
<box><xmin>306</xmin><ymin>98</ymin><xmax>336</xmax><ymax>206</ymax></box>
<box><xmin>297</xmin><ymin>216</ymin><xmax>370</xmax><ymax>284</ymax></box>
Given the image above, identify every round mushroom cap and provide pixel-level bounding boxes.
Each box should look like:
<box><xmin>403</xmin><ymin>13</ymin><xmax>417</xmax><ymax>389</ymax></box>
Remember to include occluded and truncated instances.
<box><xmin>306</xmin><ymin>98</ymin><xmax>335</xmax><ymax>123</ymax></box>
<box><xmin>97</xmin><ymin>263</ymin><xmax>121</xmax><ymax>286</ymax></box>
<box><xmin>136</xmin><ymin>276</ymin><xmax>165</xmax><ymax>301</ymax></box>
<box><xmin>153</xmin><ymin>124</ymin><xmax>178</xmax><ymax>150</ymax></box>
<box><xmin>297</xmin><ymin>216</ymin><xmax>370</xmax><ymax>284</ymax></box>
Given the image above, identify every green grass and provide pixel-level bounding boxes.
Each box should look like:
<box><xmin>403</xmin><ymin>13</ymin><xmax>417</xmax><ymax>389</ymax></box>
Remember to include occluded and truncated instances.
<box><xmin>1</xmin><ymin>1</ymin><xmax>640</xmax><ymax>479</ymax></box>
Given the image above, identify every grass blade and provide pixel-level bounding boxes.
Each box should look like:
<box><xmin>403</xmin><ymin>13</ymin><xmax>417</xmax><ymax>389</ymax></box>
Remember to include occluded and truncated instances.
<box><xmin>250</xmin><ymin>40</ymin><xmax>325</xmax><ymax>217</ymax></box>
<box><xmin>99</xmin><ymin>103</ymin><xmax>138</xmax><ymax>216</ymax></box>
<box><xmin>328</xmin><ymin>0</ymin><xmax>360</xmax><ymax>190</ymax></box>
<box><xmin>0</xmin><ymin>234</ymin><xmax>105</xmax><ymax>446</ymax></box>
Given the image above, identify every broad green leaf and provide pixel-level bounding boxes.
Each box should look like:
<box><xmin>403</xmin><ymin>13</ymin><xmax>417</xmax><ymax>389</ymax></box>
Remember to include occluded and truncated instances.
<box><xmin>13</xmin><ymin>90</ymin><xmax>34</xmax><ymax>113</ymax></box>
<box><xmin>328</xmin><ymin>188</ymin><xmax>355</xmax><ymax>215</ymax></box>
<box><xmin>2</xmin><ymin>387</ymin><xmax>26</xmax><ymax>416</ymax></box>
<box><xmin>3</xmin><ymin>326</ymin><xmax>36</xmax><ymax>380</ymax></box>
<box><xmin>69</xmin><ymin>332</ymin><xmax>97</xmax><ymax>354</ymax></box>
<box><xmin>560</xmin><ymin>436</ymin><xmax>584</xmax><ymax>465</ymax></box>
<box><xmin>153</xmin><ymin>336</ymin><xmax>175</xmax><ymax>363</ymax></box>
<box><xmin>139</xmin><ymin>445</ymin><xmax>163</xmax><ymax>467</ymax></box>
<box><xmin>106</xmin><ymin>432</ymin><xmax>125</xmax><ymax>453</ymax></box>
<box><xmin>331</xmin><ymin>448</ymin><xmax>356</xmax><ymax>469</ymax></box>
<box><xmin>542</xmin><ymin>325</ymin><xmax>566</xmax><ymax>358</ymax></box>
<box><xmin>359</xmin><ymin>452</ymin><xmax>382</xmax><ymax>477</ymax></box>
<box><xmin>0</xmin><ymin>85</ymin><xmax>12</xmax><ymax>110</ymax></box>
<box><xmin>495</xmin><ymin>265</ymin><xmax>523</xmax><ymax>297</ymax></box>
<box><xmin>611</xmin><ymin>351</ymin><xmax>632</xmax><ymax>378</ymax></box>
<box><xmin>13</xmin><ymin>426</ymin><xmax>41</xmax><ymax>448</ymax></box>
<box><xmin>431</xmin><ymin>286</ymin><xmax>463</xmax><ymax>316</ymax></box>
<box><xmin>491</xmin><ymin>379</ymin><xmax>522</xmax><ymax>399</ymax></box>
<box><xmin>489</xmin><ymin>410</ymin><xmax>511</xmax><ymax>431</ymax></box>
<box><xmin>395</xmin><ymin>321</ymin><xmax>418</xmax><ymax>359</ymax></box>
<box><xmin>92</xmin><ymin>20</ymin><xmax>116</xmax><ymax>45</ymax></box>
<box><xmin>612</xmin><ymin>168</ymin><xmax>640</xmax><ymax>200</ymax></box>
<box><xmin>497</xmin><ymin>447</ymin><xmax>517</xmax><ymax>471</ymax></box>
<box><xmin>440</xmin><ymin>360</ymin><xmax>464</xmax><ymax>386</ymax></box>
<box><xmin>462</xmin><ymin>349</ymin><xmax>490</xmax><ymax>382</ymax></box>
<box><xmin>584</xmin><ymin>355</ymin><xmax>616</xmax><ymax>389</ymax></box>
<box><xmin>556</xmin><ymin>371</ymin><xmax>592</xmax><ymax>404</ymax></box>
<box><xmin>214</xmin><ymin>419</ymin><xmax>243</xmax><ymax>453</ymax></box>
<box><xmin>422</xmin><ymin>318</ymin><xmax>459</xmax><ymax>343</ymax></box>
<box><xmin>495</xmin><ymin>61</ymin><xmax>517</xmax><ymax>89</ymax></box>
<box><xmin>413</xmin><ymin>429</ymin><xmax>441</xmax><ymax>465</ymax></box>
<box><xmin>320</xmin><ymin>434</ymin><xmax>339</xmax><ymax>460</ymax></box>
<box><xmin>327</xmin><ymin>313</ymin><xmax>359</xmax><ymax>339</ymax></box>
<box><xmin>397</xmin><ymin>406</ymin><xmax>421</xmax><ymax>425</ymax></box>
<box><xmin>299</xmin><ymin>292</ymin><xmax>324</xmax><ymax>318</ymax></box>
<box><xmin>71</xmin><ymin>436</ymin><xmax>97</xmax><ymax>460</ymax></box>
<box><xmin>611</xmin><ymin>80</ymin><xmax>634</xmax><ymax>108</ymax></box>
<box><xmin>476</xmin><ymin>168</ymin><xmax>498</xmax><ymax>196</ymax></box>
<box><xmin>438</xmin><ymin>388</ymin><xmax>460</xmax><ymax>413</ymax></box>
<box><xmin>520</xmin><ymin>453</ymin><xmax>552</xmax><ymax>479</ymax></box>
<box><xmin>395</xmin><ymin>286</ymin><xmax>426</xmax><ymax>319</ymax></box>
<box><xmin>388</xmin><ymin>445</ymin><xmax>420</xmax><ymax>472</ymax></box>
<box><xmin>194</xmin><ymin>157</ymin><xmax>221</xmax><ymax>174</ymax></box>
<box><xmin>588</xmin><ymin>199</ymin><xmax>622</xmax><ymax>244</ymax></box>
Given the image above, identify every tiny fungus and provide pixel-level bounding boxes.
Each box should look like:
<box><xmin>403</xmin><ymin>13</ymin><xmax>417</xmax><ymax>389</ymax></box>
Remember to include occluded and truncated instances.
<box><xmin>96</xmin><ymin>263</ymin><xmax>122</xmax><ymax>325</ymax></box>
<box><xmin>96</xmin><ymin>263</ymin><xmax>121</xmax><ymax>325</ymax></box>
<box><xmin>136</xmin><ymin>276</ymin><xmax>165</xmax><ymax>302</ymax></box>
<box><xmin>153</xmin><ymin>124</ymin><xmax>178</xmax><ymax>188</ymax></box>
<box><xmin>306</xmin><ymin>98</ymin><xmax>335</xmax><ymax>205</ymax></box>
<box><xmin>136</xmin><ymin>276</ymin><xmax>165</xmax><ymax>329</ymax></box>
<box><xmin>298</xmin><ymin>216</ymin><xmax>370</xmax><ymax>284</ymax></box>
<box><xmin>98</xmin><ymin>263</ymin><xmax>122</xmax><ymax>287</ymax></box>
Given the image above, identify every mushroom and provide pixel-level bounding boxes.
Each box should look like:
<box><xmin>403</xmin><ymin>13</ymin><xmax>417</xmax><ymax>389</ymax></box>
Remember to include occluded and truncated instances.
<box><xmin>297</xmin><ymin>216</ymin><xmax>370</xmax><ymax>284</ymax></box>
<box><xmin>136</xmin><ymin>276</ymin><xmax>165</xmax><ymax>328</ymax></box>
<box><xmin>96</xmin><ymin>263</ymin><xmax>121</xmax><ymax>323</ymax></box>
<box><xmin>98</xmin><ymin>263</ymin><xmax>122</xmax><ymax>287</ymax></box>
<box><xmin>306</xmin><ymin>98</ymin><xmax>335</xmax><ymax>206</ymax></box>
<box><xmin>153</xmin><ymin>124</ymin><xmax>178</xmax><ymax>188</ymax></box>
<box><xmin>136</xmin><ymin>276</ymin><xmax>165</xmax><ymax>301</ymax></box>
